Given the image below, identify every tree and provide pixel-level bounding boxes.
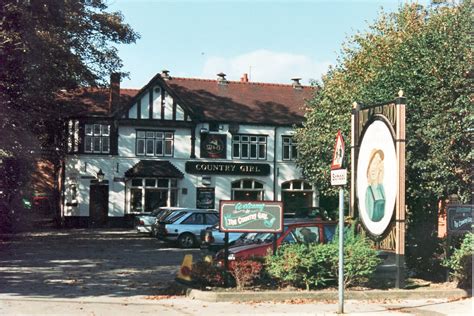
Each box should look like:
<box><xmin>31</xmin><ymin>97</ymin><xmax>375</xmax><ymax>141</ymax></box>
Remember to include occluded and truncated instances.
<box><xmin>295</xmin><ymin>1</ymin><xmax>471</xmax><ymax>277</ymax></box>
<box><xmin>0</xmin><ymin>0</ymin><xmax>139</xmax><ymax>230</ymax></box>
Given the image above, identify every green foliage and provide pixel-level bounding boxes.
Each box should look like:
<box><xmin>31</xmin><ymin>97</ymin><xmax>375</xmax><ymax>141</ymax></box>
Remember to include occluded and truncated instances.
<box><xmin>443</xmin><ymin>233</ymin><xmax>473</xmax><ymax>288</ymax></box>
<box><xmin>295</xmin><ymin>1</ymin><xmax>472</xmax><ymax>203</ymax></box>
<box><xmin>265</xmin><ymin>243</ymin><xmax>336</xmax><ymax>290</ymax></box>
<box><xmin>266</xmin><ymin>231</ymin><xmax>381</xmax><ymax>289</ymax></box>
<box><xmin>0</xmin><ymin>1</ymin><xmax>138</xmax><ymax>220</ymax></box>
<box><xmin>295</xmin><ymin>1</ymin><xmax>471</xmax><ymax>281</ymax></box>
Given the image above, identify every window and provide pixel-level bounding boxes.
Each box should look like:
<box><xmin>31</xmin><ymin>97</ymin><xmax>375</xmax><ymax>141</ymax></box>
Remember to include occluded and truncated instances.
<box><xmin>181</xmin><ymin>213</ymin><xmax>205</xmax><ymax>225</ymax></box>
<box><xmin>127</xmin><ymin>177</ymin><xmax>178</xmax><ymax>213</ymax></box>
<box><xmin>232</xmin><ymin>134</ymin><xmax>267</xmax><ymax>160</ymax></box>
<box><xmin>282</xmin><ymin>136</ymin><xmax>298</xmax><ymax>160</ymax></box>
<box><xmin>84</xmin><ymin>124</ymin><xmax>110</xmax><ymax>153</ymax></box>
<box><xmin>294</xmin><ymin>226</ymin><xmax>320</xmax><ymax>244</ymax></box>
<box><xmin>136</xmin><ymin>130</ymin><xmax>174</xmax><ymax>157</ymax></box>
<box><xmin>231</xmin><ymin>179</ymin><xmax>265</xmax><ymax>200</ymax></box>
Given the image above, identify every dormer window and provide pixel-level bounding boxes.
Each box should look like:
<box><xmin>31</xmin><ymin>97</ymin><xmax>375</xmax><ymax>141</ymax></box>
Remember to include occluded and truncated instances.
<box><xmin>84</xmin><ymin>124</ymin><xmax>110</xmax><ymax>154</ymax></box>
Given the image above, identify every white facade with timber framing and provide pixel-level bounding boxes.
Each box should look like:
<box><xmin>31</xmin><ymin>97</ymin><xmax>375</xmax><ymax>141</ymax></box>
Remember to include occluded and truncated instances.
<box><xmin>61</xmin><ymin>71</ymin><xmax>318</xmax><ymax>227</ymax></box>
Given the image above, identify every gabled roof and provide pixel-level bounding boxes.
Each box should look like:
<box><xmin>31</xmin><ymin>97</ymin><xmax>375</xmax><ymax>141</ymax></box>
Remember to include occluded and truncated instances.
<box><xmin>164</xmin><ymin>77</ymin><xmax>314</xmax><ymax>125</ymax></box>
<box><xmin>59</xmin><ymin>74</ymin><xmax>315</xmax><ymax>125</ymax></box>
<box><xmin>57</xmin><ymin>87</ymin><xmax>138</xmax><ymax>117</ymax></box>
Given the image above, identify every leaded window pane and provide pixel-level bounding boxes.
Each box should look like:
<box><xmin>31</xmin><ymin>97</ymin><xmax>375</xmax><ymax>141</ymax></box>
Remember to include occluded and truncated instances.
<box><xmin>85</xmin><ymin>124</ymin><xmax>93</xmax><ymax>135</ymax></box>
<box><xmin>137</xmin><ymin>139</ymin><xmax>145</xmax><ymax>155</ymax></box>
<box><xmin>101</xmin><ymin>125</ymin><xmax>110</xmax><ymax>136</ymax></box>
<box><xmin>165</xmin><ymin>140</ymin><xmax>172</xmax><ymax>155</ymax></box>
<box><xmin>258</xmin><ymin>144</ymin><xmax>266</xmax><ymax>158</ymax></box>
<box><xmin>131</xmin><ymin>179</ymin><xmax>142</xmax><ymax>186</ymax></box>
<box><xmin>157</xmin><ymin>179</ymin><xmax>168</xmax><ymax>188</ymax></box>
<box><xmin>93</xmin><ymin>137</ymin><xmax>101</xmax><ymax>152</ymax></box>
<box><xmin>85</xmin><ymin>136</ymin><xmax>93</xmax><ymax>152</ymax></box>
<box><xmin>145</xmin><ymin>179</ymin><xmax>156</xmax><ymax>187</ymax></box>
<box><xmin>233</xmin><ymin>143</ymin><xmax>240</xmax><ymax>158</ymax></box>
<box><xmin>93</xmin><ymin>124</ymin><xmax>101</xmax><ymax>136</ymax></box>
<box><xmin>155</xmin><ymin>140</ymin><xmax>163</xmax><ymax>155</ymax></box>
<box><xmin>146</xmin><ymin>139</ymin><xmax>154</xmax><ymax>155</ymax></box>
<box><xmin>102</xmin><ymin>137</ymin><xmax>110</xmax><ymax>153</ymax></box>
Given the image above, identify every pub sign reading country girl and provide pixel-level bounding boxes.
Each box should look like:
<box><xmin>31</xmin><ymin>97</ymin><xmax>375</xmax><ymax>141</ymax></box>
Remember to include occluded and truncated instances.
<box><xmin>356</xmin><ymin>120</ymin><xmax>397</xmax><ymax>237</ymax></box>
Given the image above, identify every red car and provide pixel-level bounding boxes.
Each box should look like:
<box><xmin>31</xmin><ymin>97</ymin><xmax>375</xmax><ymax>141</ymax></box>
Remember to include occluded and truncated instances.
<box><xmin>215</xmin><ymin>219</ymin><xmax>337</xmax><ymax>267</ymax></box>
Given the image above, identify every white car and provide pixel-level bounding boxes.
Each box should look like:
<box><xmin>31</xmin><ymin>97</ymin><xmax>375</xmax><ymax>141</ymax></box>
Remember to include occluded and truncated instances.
<box><xmin>156</xmin><ymin>209</ymin><xmax>218</xmax><ymax>248</ymax></box>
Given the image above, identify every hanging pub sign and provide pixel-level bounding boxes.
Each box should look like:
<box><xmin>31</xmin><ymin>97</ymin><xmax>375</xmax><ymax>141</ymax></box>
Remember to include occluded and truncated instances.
<box><xmin>201</xmin><ymin>133</ymin><xmax>227</xmax><ymax>159</ymax></box>
<box><xmin>196</xmin><ymin>187</ymin><xmax>215</xmax><ymax>209</ymax></box>
<box><xmin>447</xmin><ymin>204</ymin><xmax>473</xmax><ymax>235</ymax></box>
<box><xmin>220</xmin><ymin>200</ymin><xmax>283</xmax><ymax>233</ymax></box>
<box><xmin>356</xmin><ymin>119</ymin><xmax>397</xmax><ymax>237</ymax></box>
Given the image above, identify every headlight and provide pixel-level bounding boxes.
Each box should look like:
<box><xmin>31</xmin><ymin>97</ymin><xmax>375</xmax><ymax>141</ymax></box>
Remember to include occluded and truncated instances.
<box><xmin>228</xmin><ymin>253</ymin><xmax>236</xmax><ymax>261</ymax></box>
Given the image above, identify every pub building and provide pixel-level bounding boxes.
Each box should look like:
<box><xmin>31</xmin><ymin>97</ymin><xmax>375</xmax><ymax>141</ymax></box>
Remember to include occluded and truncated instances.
<box><xmin>61</xmin><ymin>70</ymin><xmax>318</xmax><ymax>227</ymax></box>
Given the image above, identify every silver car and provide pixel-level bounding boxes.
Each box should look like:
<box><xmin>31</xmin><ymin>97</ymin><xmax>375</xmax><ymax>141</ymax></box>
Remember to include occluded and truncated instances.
<box><xmin>156</xmin><ymin>209</ymin><xmax>218</xmax><ymax>248</ymax></box>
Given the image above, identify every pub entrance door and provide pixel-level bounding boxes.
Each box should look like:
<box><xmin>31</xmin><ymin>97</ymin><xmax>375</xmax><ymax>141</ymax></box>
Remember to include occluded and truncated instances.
<box><xmin>89</xmin><ymin>183</ymin><xmax>109</xmax><ymax>227</ymax></box>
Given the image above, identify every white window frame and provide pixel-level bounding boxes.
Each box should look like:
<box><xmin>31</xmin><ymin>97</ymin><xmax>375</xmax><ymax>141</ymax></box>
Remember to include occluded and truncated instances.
<box><xmin>136</xmin><ymin>130</ymin><xmax>174</xmax><ymax>157</ymax></box>
<box><xmin>232</xmin><ymin>134</ymin><xmax>267</xmax><ymax>160</ymax></box>
<box><xmin>84</xmin><ymin>124</ymin><xmax>110</xmax><ymax>154</ymax></box>
<box><xmin>282</xmin><ymin>136</ymin><xmax>298</xmax><ymax>161</ymax></box>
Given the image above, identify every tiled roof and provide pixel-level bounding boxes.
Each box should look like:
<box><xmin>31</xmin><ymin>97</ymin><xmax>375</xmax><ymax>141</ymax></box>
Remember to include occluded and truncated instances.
<box><xmin>57</xmin><ymin>87</ymin><xmax>138</xmax><ymax>117</ymax></box>
<box><xmin>125</xmin><ymin>160</ymin><xmax>184</xmax><ymax>178</ymax></box>
<box><xmin>165</xmin><ymin>78</ymin><xmax>314</xmax><ymax>125</ymax></box>
<box><xmin>58</xmin><ymin>75</ymin><xmax>315</xmax><ymax>125</ymax></box>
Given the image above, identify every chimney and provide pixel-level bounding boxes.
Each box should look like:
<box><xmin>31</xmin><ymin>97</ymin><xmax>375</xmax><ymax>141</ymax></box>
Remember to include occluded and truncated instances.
<box><xmin>240</xmin><ymin>73</ymin><xmax>249</xmax><ymax>83</ymax></box>
<box><xmin>291</xmin><ymin>77</ymin><xmax>303</xmax><ymax>90</ymax></box>
<box><xmin>109</xmin><ymin>73</ymin><xmax>121</xmax><ymax>114</ymax></box>
<box><xmin>161</xmin><ymin>69</ymin><xmax>171</xmax><ymax>80</ymax></box>
<box><xmin>217</xmin><ymin>72</ymin><xmax>228</xmax><ymax>85</ymax></box>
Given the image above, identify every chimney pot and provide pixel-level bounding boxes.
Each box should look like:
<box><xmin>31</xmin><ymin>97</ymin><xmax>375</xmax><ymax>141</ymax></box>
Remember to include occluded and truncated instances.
<box><xmin>291</xmin><ymin>77</ymin><xmax>302</xmax><ymax>89</ymax></box>
<box><xmin>109</xmin><ymin>73</ymin><xmax>121</xmax><ymax>114</ymax></box>
<box><xmin>217</xmin><ymin>72</ymin><xmax>228</xmax><ymax>85</ymax></box>
<box><xmin>241</xmin><ymin>73</ymin><xmax>249</xmax><ymax>83</ymax></box>
<box><xmin>161</xmin><ymin>69</ymin><xmax>171</xmax><ymax>80</ymax></box>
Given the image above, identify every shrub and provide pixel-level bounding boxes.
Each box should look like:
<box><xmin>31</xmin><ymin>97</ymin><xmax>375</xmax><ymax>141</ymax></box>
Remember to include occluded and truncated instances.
<box><xmin>443</xmin><ymin>233</ymin><xmax>473</xmax><ymax>289</ymax></box>
<box><xmin>229</xmin><ymin>258</ymin><xmax>264</xmax><ymax>290</ymax></box>
<box><xmin>265</xmin><ymin>243</ymin><xmax>336</xmax><ymax>290</ymax></box>
<box><xmin>266</xmin><ymin>228</ymin><xmax>381</xmax><ymax>290</ymax></box>
<box><xmin>190</xmin><ymin>260</ymin><xmax>228</xmax><ymax>288</ymax></box>
<box><xmin>338</xmin><ymin>234</ymin><xmax>381</xmax><ymax>287</ymax></box>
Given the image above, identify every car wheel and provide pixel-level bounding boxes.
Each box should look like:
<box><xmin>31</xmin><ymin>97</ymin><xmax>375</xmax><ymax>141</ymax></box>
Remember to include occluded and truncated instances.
<box><xmin>178</xmin><ymin>233</ymin><xmax>195</xmax><ymax>248</ymax></box>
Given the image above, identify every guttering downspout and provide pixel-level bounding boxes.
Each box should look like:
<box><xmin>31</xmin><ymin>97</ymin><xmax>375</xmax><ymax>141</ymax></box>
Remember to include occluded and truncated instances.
<box><xmin>273</xmin><ymin>127</ymin><xmax>277</xmax><ymax>201</ymax></box>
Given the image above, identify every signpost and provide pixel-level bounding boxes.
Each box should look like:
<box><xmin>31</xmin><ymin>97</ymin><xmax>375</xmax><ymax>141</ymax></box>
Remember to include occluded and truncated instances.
<box><xmin>331</xmin><ymin>130</ymin><xmax>346</xmax><ymax>314</ymax></box>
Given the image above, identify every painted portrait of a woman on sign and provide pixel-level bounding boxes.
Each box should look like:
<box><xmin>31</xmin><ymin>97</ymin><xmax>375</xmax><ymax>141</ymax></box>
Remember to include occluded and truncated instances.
<box><xmin>356</xmin><ymin>119</ymin><xmax>397</xmax><ymax>237</ymax></box>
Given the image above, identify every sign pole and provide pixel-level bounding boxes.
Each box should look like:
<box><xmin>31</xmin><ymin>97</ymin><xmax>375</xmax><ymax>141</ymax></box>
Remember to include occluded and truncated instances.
<box><xmin>338</xmin><ymin>187</ymin><xmax>344</xmax><ymax>314</ymax></box>
<box><xmin>330</xmin><ymin>130</ymin><xmax>346</xmax><ymax>314</ymax></box>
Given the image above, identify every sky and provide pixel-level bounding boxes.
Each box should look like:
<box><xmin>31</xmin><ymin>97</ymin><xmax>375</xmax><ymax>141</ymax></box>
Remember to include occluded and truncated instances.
<box><xmin>108</xmin><ymin>0</ymin><xmax>430</xmax><ymax>88</ymax></box>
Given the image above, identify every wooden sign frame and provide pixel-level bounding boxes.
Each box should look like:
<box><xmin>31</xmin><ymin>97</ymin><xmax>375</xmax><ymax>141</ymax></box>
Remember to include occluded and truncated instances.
<box><xmin>350</xmin><ymin>91</ymin><xmax>406</xmax><ymax>288</ymax></box>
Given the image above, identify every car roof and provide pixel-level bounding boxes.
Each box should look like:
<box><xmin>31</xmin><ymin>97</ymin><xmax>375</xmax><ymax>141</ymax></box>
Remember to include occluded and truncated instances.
<box><xmin>159</xmin><ymin>207</ymin><xmax>216</xmax><ymax>212</ymax></box>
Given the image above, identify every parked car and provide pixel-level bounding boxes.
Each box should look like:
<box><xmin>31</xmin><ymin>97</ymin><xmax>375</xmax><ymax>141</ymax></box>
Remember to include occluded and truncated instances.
<box><xmin>200</xmin><ymin>224</ymin><xmax>244</xmax><ymax>252</ymax></box>
<box><xmin>156</xmin><ymin>208</ymin><xmax>218</xmax><ymax>248</ymax></box>
<box><xmin>150</xmin><ymin>207</ymin><xmax>193</xmax><ymax>237</ymax></box>
<box><xmin>134</xmin><ymin>208</ymin><xmax>165</xmax><ymax>234</ymax></box>
<box><xmin>214</xmin><ymin>219</ymin><xmax>337</xmax><ymax>267</ymax></box>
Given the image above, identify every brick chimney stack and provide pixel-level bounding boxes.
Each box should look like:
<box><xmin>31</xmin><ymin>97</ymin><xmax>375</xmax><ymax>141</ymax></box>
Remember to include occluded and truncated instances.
<box><xmin>240</xmin><ymin>73</ymin><xmax>249</xmax><ymax>82</ymax></box>
<box><xmin>109</xmin><ymin>73</ymin><xmax>121</xmax><ymax>114</ymax></box>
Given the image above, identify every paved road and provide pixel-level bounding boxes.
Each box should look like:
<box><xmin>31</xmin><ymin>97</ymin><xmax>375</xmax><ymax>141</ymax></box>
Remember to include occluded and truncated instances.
<box><xmin>0</xmin><ymin>228</ymin><xmax>200</xmax><ymax>298</ymax></box>
<box><xmin>0</xmin><ymin>228</ymin><xmax>472</xmax><ymax>315</ymax></box>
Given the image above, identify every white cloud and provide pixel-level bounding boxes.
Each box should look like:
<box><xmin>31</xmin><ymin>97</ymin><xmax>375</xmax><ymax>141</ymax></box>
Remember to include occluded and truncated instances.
<box><xmin>201</xmin><ymin>49</ymin><xmax>332</xmax><ymax>85</ymax></box>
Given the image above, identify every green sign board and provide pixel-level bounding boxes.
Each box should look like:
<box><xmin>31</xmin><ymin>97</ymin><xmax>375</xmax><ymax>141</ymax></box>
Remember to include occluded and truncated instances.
<box><xmin>219</xmin><ymin>201</ymin><xmax>283</xmax><ymax>233</ymax></box>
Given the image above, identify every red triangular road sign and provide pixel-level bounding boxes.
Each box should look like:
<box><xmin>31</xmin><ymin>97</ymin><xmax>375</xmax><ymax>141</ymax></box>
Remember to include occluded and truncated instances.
<box><xmin>331</xmin><ymin>130</ymin><xmax>345</xmax><ymax>170</ymax></box>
